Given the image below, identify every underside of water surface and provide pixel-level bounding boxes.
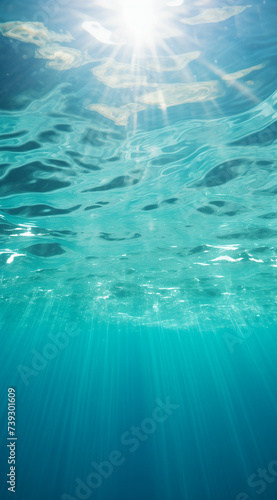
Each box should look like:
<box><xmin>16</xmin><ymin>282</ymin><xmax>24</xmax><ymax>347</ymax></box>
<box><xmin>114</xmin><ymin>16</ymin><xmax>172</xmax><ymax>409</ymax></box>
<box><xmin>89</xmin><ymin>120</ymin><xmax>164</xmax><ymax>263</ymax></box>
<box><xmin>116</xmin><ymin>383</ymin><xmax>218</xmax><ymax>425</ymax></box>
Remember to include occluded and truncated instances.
<box><xmin>1</xmin><ymin>0</ymin><xmax>277</xmax><ymax>331</ymax></box>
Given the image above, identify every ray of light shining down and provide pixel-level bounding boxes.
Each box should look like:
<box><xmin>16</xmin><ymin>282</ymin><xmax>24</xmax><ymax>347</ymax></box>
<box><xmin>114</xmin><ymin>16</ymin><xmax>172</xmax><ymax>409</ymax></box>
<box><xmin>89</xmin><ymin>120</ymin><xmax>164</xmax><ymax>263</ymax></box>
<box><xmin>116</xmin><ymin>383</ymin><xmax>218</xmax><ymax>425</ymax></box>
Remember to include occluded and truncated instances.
<box><xmin>1</xmin><ymin>1</ymin><xmax>277</xmax><ymax>500</ymax></box>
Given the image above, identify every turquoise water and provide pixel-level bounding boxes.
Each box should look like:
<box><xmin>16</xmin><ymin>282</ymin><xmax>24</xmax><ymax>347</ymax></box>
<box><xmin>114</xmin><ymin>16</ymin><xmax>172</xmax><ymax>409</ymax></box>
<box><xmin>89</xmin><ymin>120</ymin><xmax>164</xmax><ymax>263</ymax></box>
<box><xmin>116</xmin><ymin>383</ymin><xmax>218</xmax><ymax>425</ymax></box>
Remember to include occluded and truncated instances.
<box><xmin>1</xmin><ymin>0</ymin><xmax>277</xmax><ymax>499</ymax></box>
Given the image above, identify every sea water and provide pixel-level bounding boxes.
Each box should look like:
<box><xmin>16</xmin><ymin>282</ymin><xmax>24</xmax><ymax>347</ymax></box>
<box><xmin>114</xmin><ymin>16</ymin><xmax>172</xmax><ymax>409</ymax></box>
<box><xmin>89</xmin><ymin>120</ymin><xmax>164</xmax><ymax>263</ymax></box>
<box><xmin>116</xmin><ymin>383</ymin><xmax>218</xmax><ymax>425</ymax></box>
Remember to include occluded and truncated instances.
<box><xmin>0</xmin><ymin>0</ymin><xmax>277</xmax><ymax>499</ymax></box>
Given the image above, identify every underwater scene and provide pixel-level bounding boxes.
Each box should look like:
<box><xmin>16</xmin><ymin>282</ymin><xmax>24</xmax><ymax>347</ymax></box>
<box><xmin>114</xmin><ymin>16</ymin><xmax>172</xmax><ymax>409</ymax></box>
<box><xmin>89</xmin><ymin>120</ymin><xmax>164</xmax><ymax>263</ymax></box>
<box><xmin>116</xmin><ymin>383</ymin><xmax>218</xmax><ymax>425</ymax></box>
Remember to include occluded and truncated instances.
<box><xmin>0</xmin><ymin>0</ymin><xmax>277</xmax><ymax>499</ymax></box>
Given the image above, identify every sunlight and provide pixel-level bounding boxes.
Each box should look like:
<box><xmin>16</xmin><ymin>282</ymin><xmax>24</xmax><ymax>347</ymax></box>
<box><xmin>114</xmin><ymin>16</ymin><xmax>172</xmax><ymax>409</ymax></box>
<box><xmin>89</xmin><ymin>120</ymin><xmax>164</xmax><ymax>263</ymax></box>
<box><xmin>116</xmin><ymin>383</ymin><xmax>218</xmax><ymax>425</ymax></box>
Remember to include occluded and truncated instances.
<box><xmin>119</xmin><ymin>0</ymin><xmax>159</xmax><ymax>47</ymax></box>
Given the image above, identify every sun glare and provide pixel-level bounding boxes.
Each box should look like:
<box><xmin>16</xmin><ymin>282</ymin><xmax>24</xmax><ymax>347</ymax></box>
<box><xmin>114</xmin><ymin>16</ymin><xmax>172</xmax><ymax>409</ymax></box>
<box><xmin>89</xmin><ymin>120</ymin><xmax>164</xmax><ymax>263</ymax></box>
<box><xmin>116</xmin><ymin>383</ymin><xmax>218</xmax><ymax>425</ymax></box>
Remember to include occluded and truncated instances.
<box><xmin>119</xmin><ymin>0</ymin><xmax>158</xmax><ymax>47</ymax></box>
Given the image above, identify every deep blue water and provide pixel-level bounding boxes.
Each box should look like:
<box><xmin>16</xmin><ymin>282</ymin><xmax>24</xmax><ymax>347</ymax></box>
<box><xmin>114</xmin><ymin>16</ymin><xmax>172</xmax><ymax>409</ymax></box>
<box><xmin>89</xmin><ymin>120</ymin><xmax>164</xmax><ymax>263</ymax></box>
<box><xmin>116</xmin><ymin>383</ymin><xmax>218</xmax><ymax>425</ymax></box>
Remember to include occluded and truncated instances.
<box><xmin>1</xmin><ymin>0</ymin><xmax>277</xmax><ymax>499</ymax></box>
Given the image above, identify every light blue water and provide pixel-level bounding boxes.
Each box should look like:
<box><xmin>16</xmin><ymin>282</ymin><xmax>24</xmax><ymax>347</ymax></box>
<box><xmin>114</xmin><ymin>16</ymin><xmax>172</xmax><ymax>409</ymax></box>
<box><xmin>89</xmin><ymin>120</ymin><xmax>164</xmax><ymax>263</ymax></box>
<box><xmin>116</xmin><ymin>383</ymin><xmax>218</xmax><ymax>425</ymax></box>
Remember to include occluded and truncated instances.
<box><xmin>0</xmin><ymin>1</ymin><xmax>277</xmax><ymax>499</ymax></box>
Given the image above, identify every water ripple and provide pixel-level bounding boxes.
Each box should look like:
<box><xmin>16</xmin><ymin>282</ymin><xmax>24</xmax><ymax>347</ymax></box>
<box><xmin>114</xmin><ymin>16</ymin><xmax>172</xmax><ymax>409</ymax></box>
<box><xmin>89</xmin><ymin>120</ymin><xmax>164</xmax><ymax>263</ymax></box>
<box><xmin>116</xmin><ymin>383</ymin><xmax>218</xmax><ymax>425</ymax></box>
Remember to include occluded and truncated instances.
<box><xmin>1</xmin><ymin>2</ymin><xmax>277</xmax><ymax>328</ymax></box>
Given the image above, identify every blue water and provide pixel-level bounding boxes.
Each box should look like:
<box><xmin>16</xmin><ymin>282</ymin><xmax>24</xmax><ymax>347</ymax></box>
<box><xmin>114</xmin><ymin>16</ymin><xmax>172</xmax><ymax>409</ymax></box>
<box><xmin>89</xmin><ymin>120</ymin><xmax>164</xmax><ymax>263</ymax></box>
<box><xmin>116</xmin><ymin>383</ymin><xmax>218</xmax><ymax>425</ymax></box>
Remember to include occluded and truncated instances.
<box><xmin>1</xmin><ymin>0</ymin><xmax>277</xmax><ymax>499</ymax></box>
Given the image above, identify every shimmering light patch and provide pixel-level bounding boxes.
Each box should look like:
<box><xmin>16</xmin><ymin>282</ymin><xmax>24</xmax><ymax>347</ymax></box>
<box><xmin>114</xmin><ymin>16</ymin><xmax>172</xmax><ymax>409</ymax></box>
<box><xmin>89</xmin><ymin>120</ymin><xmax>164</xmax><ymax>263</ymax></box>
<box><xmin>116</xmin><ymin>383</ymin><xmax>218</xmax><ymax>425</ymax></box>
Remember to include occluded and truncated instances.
<box><xmin>207</xmin><ymin>245</ymin><xmax>240</xmax><ymax>251</ymax></box>
<box><xmin>20</xmin><ymin>231</ymin><xmax>33</xmax><ymax>236</ymax></box>
<box><xmin>86</xmin><ymin>102</ymin><xmax>146</xmax><ymax>126</ymax></box>
<box><xmin>92</xmin><ymin>58</ymin><xmax>152</xmax><ymax>88</ymax></box>
<box><xmin>0</xmin><ymin>21</ymin><xmax>73</xmax><ymax>46</ymax></box>
<box><xmin>7</xmin><ymin>253</ymin><xmax>25</xmax><ymax>264</ymax></box>
<box><xmin>35</xmin><ymin>45</ymin><xmax>85</xmax><ymax>70</ymax></box>
<box><xmin>136</xmin><ymin>81</ymin><xmax>223</xmax><ymax>108</ymax></box>
<box><xmin>222</xmin><ymin>63</ymin><xmax>264</xmax><ymax>82</ymax></box>
<box><xmin>211</xmin><ymin>256</ymin><xmax>243</xmax><ymax>262</ymax></box>
<box><xmin>181</xmin><ymin>5</ymin><xmax>251</xmax><ymax>25</ymax></box>
<box><xmin>82</xmin><ymin>21</ymin><xmax>121</xmax><ymax>45</ymax></box>
<box><xmin>92</xmin><ymin>54</ymin><xmax>201</xmax><ymax>90</ymax></box>
<box><xmin>141</xmin><ymin>51</ymin><xmax>201</xmax><ymax>72</ymax></box>
<box><xmin>0</xmin><ymin>20</ymin><xmax>88</xmax><ymax>71</ymax></box>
